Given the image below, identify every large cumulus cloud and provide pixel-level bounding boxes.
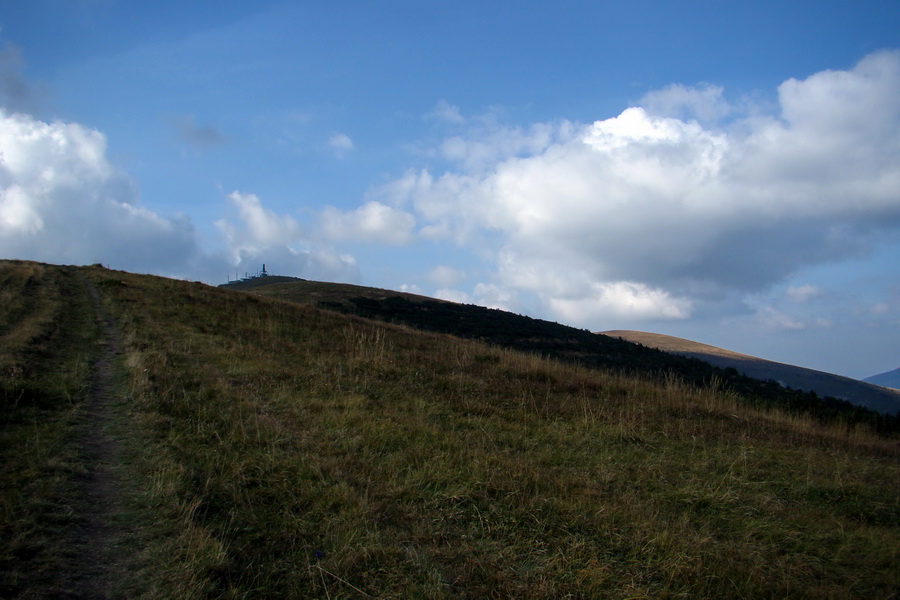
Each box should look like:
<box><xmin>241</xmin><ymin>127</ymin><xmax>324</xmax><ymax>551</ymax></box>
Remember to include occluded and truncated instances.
<box><xmin>319</xmin><ymin>200</ymin><xmax>415</xmax><ymax>245</ymax></box>
<box><xmin>378</xmin><ymin>50</ymin><xmax>900</xmax><ymax>324</ymax></box>
<box><xmin>0</xmin><ymin>109</ymin><xmax>200</xmax><ymax>274</ymax></box>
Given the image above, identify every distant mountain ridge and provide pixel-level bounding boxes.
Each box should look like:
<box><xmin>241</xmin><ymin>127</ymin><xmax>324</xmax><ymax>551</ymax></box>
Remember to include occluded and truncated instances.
<box><xmin>603</xmin><ymin>330</ymin><xmax>900</xmax><ymax>415</ymax></box>
<box><xmin>864</xmin><ymin>367</ymin><xmax>900</xmax><ymax>390</ymax></box>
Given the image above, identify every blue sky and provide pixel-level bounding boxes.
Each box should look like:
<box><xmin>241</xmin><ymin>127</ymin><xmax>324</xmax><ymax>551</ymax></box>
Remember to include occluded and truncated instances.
<box><xmin>1</xmin><ymin>0</ymin><xmax>899</xmax><ymax>380</ymax></box>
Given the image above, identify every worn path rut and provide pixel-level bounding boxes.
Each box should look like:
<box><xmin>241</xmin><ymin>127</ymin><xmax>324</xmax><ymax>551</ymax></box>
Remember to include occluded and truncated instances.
<box><xmin>64</xmin><ymin>278</ymin><xmax>129</xmax><ymax>599</ymax></box>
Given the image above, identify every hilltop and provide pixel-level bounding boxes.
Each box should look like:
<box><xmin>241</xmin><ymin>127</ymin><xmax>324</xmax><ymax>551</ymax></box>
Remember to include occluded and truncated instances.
<box><xmin>2</xmin><ymin>260</ymin><xmax>899</xmax><ymax>599</ymax></box>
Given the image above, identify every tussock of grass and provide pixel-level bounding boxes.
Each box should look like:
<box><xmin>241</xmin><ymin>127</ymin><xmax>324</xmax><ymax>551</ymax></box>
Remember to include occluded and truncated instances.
<box><xmin>3</xmin><ymin>261</ymin><xmax>899</xmax><ymax>599</ymax></box>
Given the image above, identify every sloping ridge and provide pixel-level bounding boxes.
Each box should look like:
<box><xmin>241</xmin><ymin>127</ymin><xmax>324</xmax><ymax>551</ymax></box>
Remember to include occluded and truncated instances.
<box><xmin>220</xmin><ymin>276</ymin><xmax>438</xmax><ymax>306</ymax></box>
<box><xmin>864</xmin><ymin>367</ymin><xmax>900</xmax><ymax>390</ymax></box>
<box><xmin>218</xmin><ymin>275</ymin><xmax>307</xmax><ymax>291</ymax></box>
<box><xmin>604</xmin><ymin>330</ymin><xmax>900</xmax><ymax>415</ymax></box>
<box><xmin>226</xmin><ymin>277</ymin><xmax>896</xmax><ymax>418</ymax></box>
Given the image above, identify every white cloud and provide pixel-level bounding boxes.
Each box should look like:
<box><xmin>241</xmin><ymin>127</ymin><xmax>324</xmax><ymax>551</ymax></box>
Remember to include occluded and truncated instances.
<box><xmin>472</xmin><ymin>282</ymin><xmax>515</xmax><ymax>311</ymax></box>
<box><xmin>382</xmin><ymin>50</ymin><xmax>900</xmax><ymax>326</ymax></box>
<box><xmin>227</xmin><ymin>244</ymin><xmax>358</xmax><ymax>284</ymax></box>
<box><xmin>328</xmin><ymin>132</ymin><xmax>354</xmax><ymax>157</ymax></box>
<box><xmin>0</xmin><ymin>109</ymin><xmax>199</xmax><ymax>275</ymax></box>
<box><xmin>640</xmin><ymin>83</ymin><xmax>731</xmax><ymax>123</ymax></box>
<box><xmin>439</xmin><ymin>283</ymin><xmax>520</xmax><ymax>311</ymax></box>
<box><xmin>399</xmin><ymin>282</ymin><xmax>424</xmax><ymax>295</ymax></box>
<box><xmin>437</xmin><ymin>119</ymin><xmax>576</xmax><ymax>173</ymax></box>
<box><xmin>217</xmin><ymin>190</ymin><xmax>302</xmax><ymax>249</ymax></box>
<box><xmin>754</xmin><ymin>307</ymin><xmax>807</xmax><ymax>332</ymax></box>
<box><xmin>216</xmin><ymin>190</ymin><xmax>359</xmax><ymax>282</ymax></box>
<box><xmin>549</xmin><ymin>282</ymin><xmax>692</xmax><ymax>324</ymax></box>
<box><xmin>428</xmin><ymin>100</ymin><xmax>465</xmax><ymax>124</ymax></box>
<box><xmin>319</xmin><ymin>200</ymin><xmax>414</xmax><ymax>245</ymax></box>
<box><xmin>429</xmin><ymin>265</ymin><xmax>466</xmax><ymax>287</ymax></box>
<box><xmin>870</xmin><ymin>302</ymin><xmax>890</xmax><ymax>315</ymax></box>
<box><xmin>434</xmin><ymin>288</ymin><xmax>470</xmax><ymax>304</ymax></box>
<box><xmin>786</xmin><ymin>284</ymin><xmax>821</xmax><ymax>303</ymax></box>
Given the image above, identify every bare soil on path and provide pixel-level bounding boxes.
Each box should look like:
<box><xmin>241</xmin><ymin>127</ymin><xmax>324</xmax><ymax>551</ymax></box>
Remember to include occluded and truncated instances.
<box><xmin>61</xmin><ymin>279</ymin><xmax>130</xmax><ymax>599</ymax></box>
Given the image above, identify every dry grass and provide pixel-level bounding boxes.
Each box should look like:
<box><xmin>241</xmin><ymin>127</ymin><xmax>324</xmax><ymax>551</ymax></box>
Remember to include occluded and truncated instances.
<box><xmin>0</xmin><ymin>261</ymin><xmax>101</xmax><ymax>597</ymax></box>
<box><xmin>2</xmin><ymin>260</ymin><xmax>899</xmax><ymax>599</ymax></box>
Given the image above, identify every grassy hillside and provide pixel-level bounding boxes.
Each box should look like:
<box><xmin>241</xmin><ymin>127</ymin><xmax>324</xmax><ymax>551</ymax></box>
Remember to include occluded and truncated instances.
<box><xmin>227</xmin><ymin>278</ymin><xmax>899</xmax><ymax>429</ymax></box>
<box><xmin>3</xmin><ymin>261</ymin><xmax>899</xmax><ymax>598</ymax></box>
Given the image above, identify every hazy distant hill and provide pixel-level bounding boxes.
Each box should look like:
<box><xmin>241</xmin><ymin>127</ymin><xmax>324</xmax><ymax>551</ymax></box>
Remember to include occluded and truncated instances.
<box><xmin>604</xmin><ymin>330</ymin><xmax>900</xmax><ymax>415</ymax></box>
<box><xmin>864</xmin><ymin>367</ymin><xmax>900</xmax><ymax>390</ymax></box>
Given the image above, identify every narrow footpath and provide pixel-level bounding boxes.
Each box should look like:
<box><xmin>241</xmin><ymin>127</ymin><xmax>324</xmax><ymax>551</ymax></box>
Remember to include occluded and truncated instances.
<box><xmin>64</xmin><ymin>278</ymin><xmax>129</xmax><ymax>599</ymax></box>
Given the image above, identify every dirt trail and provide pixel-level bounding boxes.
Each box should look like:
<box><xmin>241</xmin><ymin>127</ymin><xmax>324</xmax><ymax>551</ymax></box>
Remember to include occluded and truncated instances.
<box><xmin>64</xmin><ymin>279</ymin><xmax>129</xmax><ymax>599</ymax></box>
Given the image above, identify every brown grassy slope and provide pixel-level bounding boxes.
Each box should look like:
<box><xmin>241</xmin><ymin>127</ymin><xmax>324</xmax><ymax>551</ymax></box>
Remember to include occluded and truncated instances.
<box><xmin>0</xmin><ymin>260</ymin><xmax>131</xmax><ymax>598</ymax></box>
<box><xmin>605</xmin><ymin>330</ymin><xmax>900</xmax><ymax>415</ymax></box>
<box><xmin>3</xmin><ymin>261</ymin><xmax>900</xmax><ymax>599</ymax></box>
<box><xmin>112</xmin><ymin>267</ymin><xmax>900</xmax><ymax>598</ymax></box>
